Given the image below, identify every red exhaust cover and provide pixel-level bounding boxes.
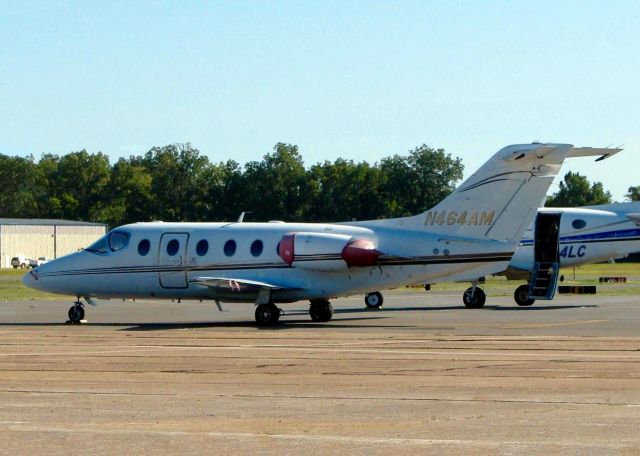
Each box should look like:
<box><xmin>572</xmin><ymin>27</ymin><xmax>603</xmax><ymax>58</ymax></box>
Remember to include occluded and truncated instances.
<box><xmin>278</xmin><ymin>233</ymin><xmax>295</xmax><ymax>265</ymax></box>
<box><xmin>341</xmin><ymin>239</ymin><xmax>379</xmax><ymax>267</ymax></box>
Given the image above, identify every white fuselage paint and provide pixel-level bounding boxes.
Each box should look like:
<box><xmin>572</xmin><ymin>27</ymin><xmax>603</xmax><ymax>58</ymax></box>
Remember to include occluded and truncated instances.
<box><xmin>509</xmin><ymin>206</ymin><xmax>640</xmax><ymax>273</ymax></box>
<box><xmin>24</xmin><ymin>221</ymin><xmax>513</xmax><ymax>302</ymax></box>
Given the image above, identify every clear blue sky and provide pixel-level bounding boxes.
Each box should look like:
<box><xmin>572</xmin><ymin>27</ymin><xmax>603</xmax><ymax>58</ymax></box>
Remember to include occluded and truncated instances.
<box><xmin>1</xmin><ymin>0</ymin><xmax>638</xmax><ymax>200</ymax></box>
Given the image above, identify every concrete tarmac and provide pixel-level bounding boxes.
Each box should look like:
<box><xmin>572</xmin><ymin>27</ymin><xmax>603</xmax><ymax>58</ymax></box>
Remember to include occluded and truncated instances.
<box><xmin>0</xmin><ymin>291</ymin><xmax>639</xmax><ymax>455</ymax></box>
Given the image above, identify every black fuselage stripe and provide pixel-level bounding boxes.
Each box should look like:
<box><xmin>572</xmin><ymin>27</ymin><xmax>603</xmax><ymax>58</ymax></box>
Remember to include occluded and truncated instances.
<box><xmin>519</xmin><ymin>236</ymin><xmax>640</xmax><ymax>247</ymax></box>
<box><xmin>38</xmin><ymin>253</ymin><xmax>514</xmax><ymax>278</ymax></box>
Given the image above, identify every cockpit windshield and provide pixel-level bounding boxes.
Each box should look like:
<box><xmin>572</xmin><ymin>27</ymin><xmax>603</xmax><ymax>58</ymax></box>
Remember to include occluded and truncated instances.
<box><xmin>86</xmin><ymin>236</ymin><xmax>109</xmax><ymax>254</ymax></box>
<box><xmin>85</xmin><ymin>231</ymin><xmax>131</xmax><ymax>255</ymax></box>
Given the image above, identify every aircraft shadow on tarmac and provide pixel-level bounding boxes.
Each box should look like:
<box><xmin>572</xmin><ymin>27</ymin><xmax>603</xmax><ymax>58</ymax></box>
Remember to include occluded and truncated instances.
<box><xmin>0</xmin><ymin>304</ymin><xmax>597</xmax><ymax>331</ymax></box>
<box><xmin>336</xmin><ymin>304</ymin><xmax>598</xmax><ymax>313</ymax></box>
<box><xmin>487</xmin><ymin>304</ymin><xmax>598</xmax><ymax>311</ymax></box>
<box><xmin>119</xmin><ymin>304</ymin><xmax>597</xmax><ymax>330</ymax></box>
<box><xmin>120</xmin><ymin>315</ymin><xmax>403</xmax><ymax>331</ymax></box>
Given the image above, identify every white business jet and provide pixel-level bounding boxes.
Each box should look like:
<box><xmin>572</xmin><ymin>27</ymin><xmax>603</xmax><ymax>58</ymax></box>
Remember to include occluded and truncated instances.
<box><xmin>23</xmin><ymin>143</ymin><xmax>620</xmax><ymax>325</ymax></box>
<box><xmin>505</xmin><ymin>201</ymin><xmax>640</xmax><ymax>306</ymax></box>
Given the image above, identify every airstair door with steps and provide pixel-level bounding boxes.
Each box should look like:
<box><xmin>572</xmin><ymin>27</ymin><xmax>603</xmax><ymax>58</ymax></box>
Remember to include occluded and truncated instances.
<box><xmin>529</xmin><ymin>212</ymin><xmax>561</xmax><ymax>300</ymax></box>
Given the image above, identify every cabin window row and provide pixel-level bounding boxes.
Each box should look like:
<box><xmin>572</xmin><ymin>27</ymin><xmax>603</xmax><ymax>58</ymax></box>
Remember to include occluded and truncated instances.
<box><xmin>136</xmin><ymin>238</ymin><xmax>266</xmax><ymax>258</ymax></box>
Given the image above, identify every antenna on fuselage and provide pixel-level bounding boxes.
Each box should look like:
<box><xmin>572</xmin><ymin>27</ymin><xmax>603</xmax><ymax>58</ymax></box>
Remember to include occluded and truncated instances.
<box><xmin>237</xmin><ymin>211</ymin><xmax>253</xmax><ymax>223</ymax></box>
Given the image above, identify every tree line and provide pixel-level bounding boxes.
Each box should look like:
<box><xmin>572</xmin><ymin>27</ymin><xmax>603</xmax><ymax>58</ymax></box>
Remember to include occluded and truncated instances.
<box><xmin>0</xmin><ymin>142</ymin><xmax>633</xmax><ymax>228</ymax></box>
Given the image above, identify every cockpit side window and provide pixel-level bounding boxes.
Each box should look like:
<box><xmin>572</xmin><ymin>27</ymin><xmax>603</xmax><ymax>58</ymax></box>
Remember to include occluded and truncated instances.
<box><xmin>86</xmin><ymin>236</ymin><xmax>109</xmax><ymax>255</ymax></box>
<box><xmin>108</xmin><ymin>231</ymin><xmax>131</xmax><ymax>252</ymax></box>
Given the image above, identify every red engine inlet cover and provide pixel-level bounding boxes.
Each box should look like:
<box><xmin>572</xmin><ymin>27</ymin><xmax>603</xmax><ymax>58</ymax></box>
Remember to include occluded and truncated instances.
<box><xmin>341</xmin><ymin>239</ymin><xmax>379</xmax><ymax>267</ymax></box>
<box><xmin>278</xmin><ymin>233</ymin><xmax>295</xmax><ymax>265</ymax></box>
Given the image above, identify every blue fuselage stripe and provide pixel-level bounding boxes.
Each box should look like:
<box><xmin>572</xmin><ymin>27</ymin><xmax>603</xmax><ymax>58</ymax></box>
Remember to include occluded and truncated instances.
<box><xmin>520</xmin><ymin>229</ymin><xmax>640</xmax><ymax>246</ymax></box>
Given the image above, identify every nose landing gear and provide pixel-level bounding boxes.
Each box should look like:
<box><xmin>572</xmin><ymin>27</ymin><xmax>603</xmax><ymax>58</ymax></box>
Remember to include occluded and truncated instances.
<box><xmin>364</xmin><ymin>291</ymin><xmax>383</xmax><ymax>309</ymax></box>
<box><xmin>67</xmin><ymin>300</ymin><xmax>85</xmax><ymax>324</ymax></box>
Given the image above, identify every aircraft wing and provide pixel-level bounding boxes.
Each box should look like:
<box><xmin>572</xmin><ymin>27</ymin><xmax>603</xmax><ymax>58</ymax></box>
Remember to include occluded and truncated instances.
<box><xmin>189</xmin><ymin>276</ymin><xmax>299</xmax><ymax>292</ymax></box>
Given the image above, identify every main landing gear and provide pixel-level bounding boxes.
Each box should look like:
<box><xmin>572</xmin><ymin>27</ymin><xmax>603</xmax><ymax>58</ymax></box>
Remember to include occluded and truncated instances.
<box><xmin>514</xmin><ymin>284</ymin><xmax>536</xmax><ymax>306</ymax></box>
<box><xmin>463</xmin><ymin>283</ymin><xmax>486</xmax><ymax>308</ymax></box>
<box><xmin>67</xmin><ymin>300</ymin><xmax>85</xmax><ymax>324</ymax></box>
<box><xmin>364</xmin><ymin>291</ymin><xmax>383</xmax><ymax>309</ymax></box>
<box><xmin>254</xmin><ymin>299</ymin><xmax>334</xmax><ymax>326</ymax></box>
<box><xmin>309</xmin><ymin>299</ymin><xmax>333</xmax><ymax>322</ymax></box>
<box><xmin>255</xmin><ymin>303</ymin><xmax>282</xmax><ymax>326</ymax></box>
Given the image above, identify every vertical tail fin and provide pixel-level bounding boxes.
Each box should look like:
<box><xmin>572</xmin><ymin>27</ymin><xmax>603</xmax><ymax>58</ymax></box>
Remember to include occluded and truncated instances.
<box><xmin>384</xmin><ymin>143</ymin><xmax>620</xmax><ymax>242</ymax></box>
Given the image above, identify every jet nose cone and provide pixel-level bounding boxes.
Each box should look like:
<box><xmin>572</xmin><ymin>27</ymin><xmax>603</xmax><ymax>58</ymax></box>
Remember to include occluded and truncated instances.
<box><xmin>22</xmin><ymin>269</ymin><xmax>39</xmax><ymax>289</ymax></box>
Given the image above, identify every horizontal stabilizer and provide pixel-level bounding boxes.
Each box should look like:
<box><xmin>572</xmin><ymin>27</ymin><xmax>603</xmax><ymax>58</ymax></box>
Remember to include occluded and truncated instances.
<box><xmin>626</xmin><ymin>213</ymin><xmax>640</xmax><ymax>227</ymax></box>
<box><xmin>585</xmin><ymin>201</ymin><xmax>640</xmax><ymax>214</ymax></box>
<box><xmin>190</xmin><ymin>276</ymin><xmax>297</xmax><ymax>293</ymax></box>
<box><xmin>567</xmin><ymin>146</ymin><xmax>622</xmax><ymax>161</ymax></box>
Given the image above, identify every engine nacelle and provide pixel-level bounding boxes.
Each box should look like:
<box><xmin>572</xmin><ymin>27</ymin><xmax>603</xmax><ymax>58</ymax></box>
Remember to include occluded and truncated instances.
<box><xmin>278</xmin><ymin>232</ymin><xmax>379</xmax><ymax>271</ymax></box>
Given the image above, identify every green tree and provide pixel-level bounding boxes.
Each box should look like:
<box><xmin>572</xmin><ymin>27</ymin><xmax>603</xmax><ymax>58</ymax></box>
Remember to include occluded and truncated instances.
<box><xmin>203</xmin><ymin>159</ymin><xmax>244</xmax><ymax>221</ymax></box>
<box><xmin>0</xmin><ymin>141</ymin><xmax>469</xmax><ymax>224</ymax></box>
<box><xmin>306</xmin><ymin>159</ymin><xmax>384</xmax><ymax>222</ymax></box>
<box><xmin>378</xmin><ymin>145</ymin><xmax>464</xmax><ymax>217</ymax></box>
<box><xmin>36</xmin><ymin>151</ymin><xmax>112</xmax><ymax>221</ymax></box>
<box><xmin>626</xmin><ymin>186</ymin><xmax>640</xmax><ymax>201</ymax></box>
<box><xmin>241</xmin><ymin>143</ymin><xmax>308</xmax><ymax>221</ymax></box>
<box><xmin>0</xmin><ymin>155</ymin><xmax>39</xmax><ymax>217</ymax></box>
<box><xmin>102</xmin><ymin>159</ymin><xmax>153</xmax><ymax>226</ymax></box>
<box><xmin>546</xmin><ymin>171</ymin><xmax>612</xmax><ymax>207</ymax></box>
<box><xmin>140</xmin><ymin>143</ymin><xmax>212</xmax><ymax>221</ymax></box>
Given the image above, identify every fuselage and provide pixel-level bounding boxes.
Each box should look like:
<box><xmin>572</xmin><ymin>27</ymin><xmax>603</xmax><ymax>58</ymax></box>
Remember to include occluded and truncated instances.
<box><xmin>23</xmin><ymin>220</ymin><xmax>514</xmax><ymax>302</ymax></box>
<box><xmin>509</xmin><ymin>206</ymin><xmax>640</xmax><ymax>274</ymax></box>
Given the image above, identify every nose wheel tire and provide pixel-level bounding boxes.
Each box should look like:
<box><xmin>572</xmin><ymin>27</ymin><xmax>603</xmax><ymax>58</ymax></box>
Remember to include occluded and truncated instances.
<box><xmin>255</xmin><ymin>304</ymin><xmax>281</xmax><ymax>326</ymax></box>
<box><xmin>364</xmin><ymin>292</ymin><xmax>383</xmax><ymax>309</ymax></box>
<box><xmin>68</xmin><ymin>304</ymin><xmax>85</xmax><ymax>324</ymax></box>
<box><xmin>463</xmin><ymin>287</ymin><xmax>486</xmax><ymax>308</ymax></box>
<box><xmin>309</xmin><ymin>299</ymin><xmax>333</xmax><ymax>322</ymax></box>
<box><xmin>514</xmin><ymin>284</ymin><xmax>536</xmax><ymax>306</ymax></box>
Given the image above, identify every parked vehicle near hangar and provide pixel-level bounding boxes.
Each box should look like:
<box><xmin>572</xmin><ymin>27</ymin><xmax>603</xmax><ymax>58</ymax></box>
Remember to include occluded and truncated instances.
<box><xmin>11</xmin><ymin>256</ymin><xmax>30</xmax><ymax>269</ymax></box>
<box><xmin>22</xmin><ymin>143</ymin><xmax>620</xmax><ymax>325</ymax></box>
<box><xmin>29</xmin><ymin>257</ymin><xmax>50</xmax><ymax>268</ymax></box>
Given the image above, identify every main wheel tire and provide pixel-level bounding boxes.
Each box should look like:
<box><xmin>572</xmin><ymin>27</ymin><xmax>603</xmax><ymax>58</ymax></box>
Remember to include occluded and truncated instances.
<box><xmin>514</xmin><ymin>284</ymin><xmax>535</xmax><ymax>306</ymax></box>
<box><xmin>364</xmin><ymin>292</ymin><xmax>383</xmax><ymax>309</ymax></box>
<box><xmin>309</xmin><ymin>299</ymin><xmax>333</xmax><ymax>322</ymax></box>
<box><xmin>68</xmin><ymin>305</ymin><xmax>84</xmax><ymax>323</ymax></box>
<box><xmin>463</xmin><ymin>287</ymin><xmax>486</xmax><ymax>308</ymax></box>
<box><xmin>255</xmin><ymin>304</ymin><xmax>280</xmax><ymax>326</ymax></box>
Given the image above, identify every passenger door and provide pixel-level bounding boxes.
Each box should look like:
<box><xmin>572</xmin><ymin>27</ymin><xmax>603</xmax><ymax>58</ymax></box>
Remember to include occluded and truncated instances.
<box><xmin>158</xmin><ymin>233</ymin><xmax>190</xmax><ymax>288</ymax></box>
<box><xmin>529</xmin><ymin>213</ymin><xmax>561</xmax><ymax>299</ymax></box>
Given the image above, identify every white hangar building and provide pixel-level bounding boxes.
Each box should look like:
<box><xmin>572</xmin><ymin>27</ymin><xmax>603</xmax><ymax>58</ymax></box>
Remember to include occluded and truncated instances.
<box><xmin>0</xmin><ymin>219</ymin><xmax>107</xmax><ymax>268</ymax></box>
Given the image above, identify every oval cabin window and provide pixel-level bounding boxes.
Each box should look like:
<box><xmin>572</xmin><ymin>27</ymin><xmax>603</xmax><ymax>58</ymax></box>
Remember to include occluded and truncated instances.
<box><xmin>224</xmin><ymin>240</ymin><xmax>237</xmax><ymax>257</ymax></box>
<box><xmin>166</xmin><ymin>239</ymin><xmax>180</xmax><ymax>256</ymax></box>
<box><xmin>251</xmin><ymin>240</ymin><xmax>263</xmax><ymax>257</ymax></box>
<box><xmin>572</xmin><ymin>219</ymin><xmax>587</xmax><ymax>230</ymax></box>
<box><xmin>138</xmin><ymin>239</ymin><xmax>151</xmax><ymax>256</ymax></box>
<box><xmin>196</xmin><ymin>239</ymin><xmax>209</xmax><ymax>256</ymax></box>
